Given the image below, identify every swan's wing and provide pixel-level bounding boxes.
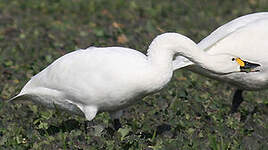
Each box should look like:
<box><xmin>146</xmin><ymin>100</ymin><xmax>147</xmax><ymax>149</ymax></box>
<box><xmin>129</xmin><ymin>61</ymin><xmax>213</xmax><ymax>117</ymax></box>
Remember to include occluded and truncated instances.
<box><xmin>198</xmin><ymin>12</ymin><xmax>268</xmax><ymax>50</ymax></box>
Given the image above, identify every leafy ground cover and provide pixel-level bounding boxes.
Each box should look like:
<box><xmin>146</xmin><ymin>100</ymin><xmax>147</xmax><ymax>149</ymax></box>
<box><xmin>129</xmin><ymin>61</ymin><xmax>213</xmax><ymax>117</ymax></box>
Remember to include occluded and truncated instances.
<box><xmin>0</xmin><ymin>0</ymin><xmax>268</xmax><ymax>149</ymax></box>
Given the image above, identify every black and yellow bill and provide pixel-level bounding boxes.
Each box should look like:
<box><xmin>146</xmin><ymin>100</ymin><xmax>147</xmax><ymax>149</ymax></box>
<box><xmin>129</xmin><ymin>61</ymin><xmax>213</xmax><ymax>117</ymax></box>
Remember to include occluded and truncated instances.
<box><xmin>236</xmin><ymin>58</ymin><xmax>261</xmax><ymax>73</ymax></box>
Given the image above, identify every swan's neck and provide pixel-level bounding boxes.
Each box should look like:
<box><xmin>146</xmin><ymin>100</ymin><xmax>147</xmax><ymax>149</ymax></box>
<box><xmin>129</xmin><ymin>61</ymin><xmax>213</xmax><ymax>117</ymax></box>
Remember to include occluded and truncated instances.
<box><xmin>145</xmin><ymin>32</ymin><xmax>232</xmax><ymax>92</ymax></box>
<box><xmin>147</xmin><ymin>33</ymin><xmax>207</xmax><ymax>70</ymax></box>
<box><xmin>148</xmin><ymin>33</ymin><xmax>236</xmax><ymax>75</ymax></box>
<box><xmin>147</xmin><ymin>45</ymin><xmax>174</xmax><ymax>71</ymax></box>
<box><xmin>145</xmin><ymin>47</ymin><xmax>173</xmax><ymax>90</ymax></box>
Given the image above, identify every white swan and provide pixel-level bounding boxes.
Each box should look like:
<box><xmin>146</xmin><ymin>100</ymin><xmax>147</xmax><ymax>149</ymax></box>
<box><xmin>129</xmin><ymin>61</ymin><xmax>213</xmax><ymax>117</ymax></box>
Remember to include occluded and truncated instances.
<box><xmin>9</xmin><ymin>33</ymin><xmax>257</xmax><ymax>129</ymax></box>
<box><xmin>173</xmin><ymin>12</ymin><xmax>268</xmax><ymax>112</ymax></box>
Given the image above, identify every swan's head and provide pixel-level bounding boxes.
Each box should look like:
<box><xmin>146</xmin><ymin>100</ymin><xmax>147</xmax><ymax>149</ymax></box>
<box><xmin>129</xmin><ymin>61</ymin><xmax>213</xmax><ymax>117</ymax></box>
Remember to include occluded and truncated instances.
<box><xmin>207</xmin><ymin>55</ymin><xmax>261</xmax><ymax>74</ymax></box>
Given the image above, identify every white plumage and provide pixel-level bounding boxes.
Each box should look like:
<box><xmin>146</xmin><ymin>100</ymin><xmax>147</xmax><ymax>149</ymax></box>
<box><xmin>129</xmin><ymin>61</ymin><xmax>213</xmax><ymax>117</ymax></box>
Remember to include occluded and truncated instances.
<box><xmin>173</xmin><ymin>12</ymin><xmax>268</xmax><ymax>112</ymax></box>
<box><xmin>10</xmin><ymin>33</ymin><xmax>248</xmax><ymax>125</ymax></box>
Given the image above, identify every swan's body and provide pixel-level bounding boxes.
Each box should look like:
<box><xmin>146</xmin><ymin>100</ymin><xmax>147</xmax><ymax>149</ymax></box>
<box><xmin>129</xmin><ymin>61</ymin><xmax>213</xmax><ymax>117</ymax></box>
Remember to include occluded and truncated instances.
<box><xmin>10</xmin><ymin>33</ymin><xmax>250</xmax><ymax>126</ymax></box>
<box><xmin>173</xmin><ymin>12</ymin><xmax>268</xmax><ymax>111</ymax></box>
<box><xmin>11</xmin><ymin>47</ymin><xmax>172</xmax><ymax>121</ymax></box>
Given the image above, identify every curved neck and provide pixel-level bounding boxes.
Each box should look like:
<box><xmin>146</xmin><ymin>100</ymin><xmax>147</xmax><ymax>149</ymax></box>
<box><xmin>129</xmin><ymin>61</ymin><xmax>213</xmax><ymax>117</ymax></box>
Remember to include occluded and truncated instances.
<box><xmin>147</xmin><ymin>33</ymin><xmax>210</xmax><ymax>70</ymax></box>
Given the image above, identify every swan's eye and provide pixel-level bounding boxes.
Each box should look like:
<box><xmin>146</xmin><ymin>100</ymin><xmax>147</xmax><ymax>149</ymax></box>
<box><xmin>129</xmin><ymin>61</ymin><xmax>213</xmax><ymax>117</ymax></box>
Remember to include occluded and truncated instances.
<box><xmin>232</xmin><ymin>58</ymin><xmax>235</xmax><ymax>61</ymax></box>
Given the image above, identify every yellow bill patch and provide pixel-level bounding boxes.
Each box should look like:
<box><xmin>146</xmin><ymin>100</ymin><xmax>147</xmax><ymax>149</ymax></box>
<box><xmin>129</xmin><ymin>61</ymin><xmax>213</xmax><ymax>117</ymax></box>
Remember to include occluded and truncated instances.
<box><xmin>236</xmin><ymin>58</ymin><xmax>245</xmax><ymax>67</ymax></box>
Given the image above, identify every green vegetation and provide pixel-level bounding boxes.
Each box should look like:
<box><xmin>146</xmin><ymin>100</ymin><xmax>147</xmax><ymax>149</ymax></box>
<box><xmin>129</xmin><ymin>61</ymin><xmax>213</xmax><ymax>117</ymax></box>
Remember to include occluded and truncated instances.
<box><xmin>0</xmin><ymin>0</ymin><xmax>268</xmax><ymax>149</ymax></box>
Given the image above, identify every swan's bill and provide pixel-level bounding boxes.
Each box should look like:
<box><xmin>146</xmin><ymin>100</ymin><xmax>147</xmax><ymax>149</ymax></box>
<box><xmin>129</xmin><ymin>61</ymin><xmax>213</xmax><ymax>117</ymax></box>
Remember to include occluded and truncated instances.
<box><xmin>236</xmin><ymin>58</ymin><xmax>261</xmax><ymax>73</ymax></box>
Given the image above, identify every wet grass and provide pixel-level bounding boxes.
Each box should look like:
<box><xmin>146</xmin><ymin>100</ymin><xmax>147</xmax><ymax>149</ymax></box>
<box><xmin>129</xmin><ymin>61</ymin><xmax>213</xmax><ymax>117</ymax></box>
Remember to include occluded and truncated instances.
<box><xmin>0</xmin><ymin>0</ymin><xmax>268</xmax><ymax>149</ymax></box>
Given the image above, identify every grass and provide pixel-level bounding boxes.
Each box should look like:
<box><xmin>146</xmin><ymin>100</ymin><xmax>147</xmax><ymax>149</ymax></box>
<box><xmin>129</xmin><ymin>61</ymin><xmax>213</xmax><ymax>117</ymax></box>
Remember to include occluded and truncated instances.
<box><xmin>0</xmin><ymin>0</ymin><xmax>268</xmax><ymax>149</ymax></box>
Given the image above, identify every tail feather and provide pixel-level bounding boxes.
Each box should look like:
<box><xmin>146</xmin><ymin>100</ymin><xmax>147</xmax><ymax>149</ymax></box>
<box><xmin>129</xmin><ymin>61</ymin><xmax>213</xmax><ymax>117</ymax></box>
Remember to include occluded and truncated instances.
<box><xmin>8</xmin><ymin>93</ymin><xmax>84</xmax><ymax>116</ymax></box>
<box><xmin>8</xmin><ymin>94</ymin><xmax>34</xmax><ymax>104</ymax></box>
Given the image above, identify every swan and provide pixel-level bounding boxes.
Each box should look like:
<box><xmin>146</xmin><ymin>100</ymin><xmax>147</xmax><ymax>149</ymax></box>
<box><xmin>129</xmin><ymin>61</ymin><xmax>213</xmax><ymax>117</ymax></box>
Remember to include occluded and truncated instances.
<box><xmin>173</xmin><ymin>12</ymin><xmax>268</xmax><ymax>112</ymax></box>
<box><xmin>8</xmin><ymin>33</ymin><xmax>258</xmax><ymax>130</ymax></box>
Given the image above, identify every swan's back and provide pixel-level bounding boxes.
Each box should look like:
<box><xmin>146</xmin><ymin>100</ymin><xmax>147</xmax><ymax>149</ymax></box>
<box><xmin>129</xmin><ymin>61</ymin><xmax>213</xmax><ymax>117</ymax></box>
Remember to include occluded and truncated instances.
<box><xmin>198</xmin><ymin>12</ymin><xmax>268</xmax><ymax>51</ymax></box>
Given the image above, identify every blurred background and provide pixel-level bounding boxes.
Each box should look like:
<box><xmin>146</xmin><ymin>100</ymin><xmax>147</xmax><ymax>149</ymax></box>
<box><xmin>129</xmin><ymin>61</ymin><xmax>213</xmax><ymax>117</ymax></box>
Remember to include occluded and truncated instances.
<box><xmin>0</xmin><ymin>0</ymin><xmax>268</xmax><ymax>149</ymax></box>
